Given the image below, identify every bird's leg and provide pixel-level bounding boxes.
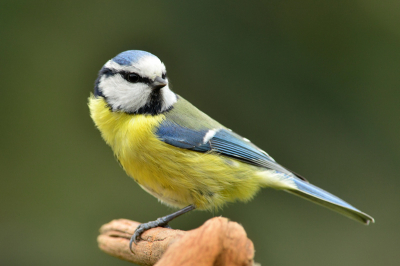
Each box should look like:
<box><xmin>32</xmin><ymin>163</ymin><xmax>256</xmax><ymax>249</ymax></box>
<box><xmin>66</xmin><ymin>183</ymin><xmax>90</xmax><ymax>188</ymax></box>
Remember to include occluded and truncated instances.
<box><xmin>129</xmin><ymin>204</ymin><xmax>196</xmax><ymax>250</ymax></box>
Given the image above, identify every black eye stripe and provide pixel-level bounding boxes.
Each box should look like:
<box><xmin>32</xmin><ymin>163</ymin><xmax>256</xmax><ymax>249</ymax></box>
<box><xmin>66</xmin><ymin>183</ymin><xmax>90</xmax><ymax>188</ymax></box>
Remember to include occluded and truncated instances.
<box><xmin>120</xmin><ymin>71</ymin><xmax>151</xmax><ymax>84</ymax></box>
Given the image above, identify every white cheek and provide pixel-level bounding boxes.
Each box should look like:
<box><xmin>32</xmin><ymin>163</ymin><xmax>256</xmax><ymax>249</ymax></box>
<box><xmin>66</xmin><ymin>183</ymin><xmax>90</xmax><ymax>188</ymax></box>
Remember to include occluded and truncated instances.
<box><xmin>101</xmin><ymin>75</ymin><xmax>151</xmax><ymax>113</ymax></box>
<box><xmin>161</xmin><ymin>85</ymin><xmax>177</xmax><ymax>111</ymax></box>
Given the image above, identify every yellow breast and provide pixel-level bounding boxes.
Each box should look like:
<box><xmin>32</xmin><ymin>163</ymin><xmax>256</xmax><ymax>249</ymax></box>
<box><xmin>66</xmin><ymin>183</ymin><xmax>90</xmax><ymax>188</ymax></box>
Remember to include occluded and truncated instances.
<box><xmin>89</xmin><ymin>96</ymin><xmax>264</xmax><ymax>210</ymax></box>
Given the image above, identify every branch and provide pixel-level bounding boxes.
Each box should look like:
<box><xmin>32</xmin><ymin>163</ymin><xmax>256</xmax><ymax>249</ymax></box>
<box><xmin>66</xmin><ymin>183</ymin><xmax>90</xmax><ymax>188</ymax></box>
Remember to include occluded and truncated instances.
<box><xmin>97</xmin><ymin>217</ymin><xmax>256</xmax><ymax>266</ymax></box>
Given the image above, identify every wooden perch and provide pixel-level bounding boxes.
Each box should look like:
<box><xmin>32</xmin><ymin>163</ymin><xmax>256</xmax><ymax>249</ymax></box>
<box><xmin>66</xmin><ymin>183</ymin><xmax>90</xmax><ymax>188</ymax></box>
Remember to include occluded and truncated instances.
<box><xmin>97</xmin><ymin>217</ymin><xmax>256</xmax><ymax>266</ymax></box>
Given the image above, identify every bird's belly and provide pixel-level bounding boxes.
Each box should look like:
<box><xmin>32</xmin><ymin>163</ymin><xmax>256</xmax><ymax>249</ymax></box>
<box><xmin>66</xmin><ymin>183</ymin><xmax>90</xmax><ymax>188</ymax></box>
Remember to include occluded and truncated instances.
<box><xmin>138</xmin><ymin>183</ymin><xmax>191</xmax><ymax>209</ymax></box>
<box><xmin>120</xmin><ymin>140</ymin><xmax>265</xmax><ymax>210</ymax></box>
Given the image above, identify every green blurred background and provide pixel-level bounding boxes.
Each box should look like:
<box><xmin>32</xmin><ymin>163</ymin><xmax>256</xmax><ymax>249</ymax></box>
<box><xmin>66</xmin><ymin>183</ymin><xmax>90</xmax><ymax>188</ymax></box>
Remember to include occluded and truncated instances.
<box><xmin>1</xmin><ymin>1</ymin><xmax>399</xmax><ymax>265</ymax></box>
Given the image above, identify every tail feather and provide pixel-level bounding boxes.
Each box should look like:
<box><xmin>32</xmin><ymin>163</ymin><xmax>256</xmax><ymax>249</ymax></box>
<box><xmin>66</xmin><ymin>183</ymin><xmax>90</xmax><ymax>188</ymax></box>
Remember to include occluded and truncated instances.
<box><xmin>286</xmin><ymin>178</ymin><xmax>374</xmax><ymax>224</ymax></box>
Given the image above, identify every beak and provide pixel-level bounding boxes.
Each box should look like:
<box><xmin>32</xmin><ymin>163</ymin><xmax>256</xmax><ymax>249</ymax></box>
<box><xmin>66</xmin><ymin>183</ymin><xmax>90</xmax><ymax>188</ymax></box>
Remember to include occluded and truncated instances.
<box><xmin>151</xmin><ymin>76</ymin><xmax>167</xmax><ymax>90</ymax></box>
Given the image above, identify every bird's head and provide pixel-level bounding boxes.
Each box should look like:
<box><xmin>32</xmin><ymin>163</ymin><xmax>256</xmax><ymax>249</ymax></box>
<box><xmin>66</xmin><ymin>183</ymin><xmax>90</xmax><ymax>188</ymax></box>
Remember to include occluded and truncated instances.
<box><xmin>94</xmin><ymin>50</ymin><xmax>177</xmax><ymax>115</ymax></box>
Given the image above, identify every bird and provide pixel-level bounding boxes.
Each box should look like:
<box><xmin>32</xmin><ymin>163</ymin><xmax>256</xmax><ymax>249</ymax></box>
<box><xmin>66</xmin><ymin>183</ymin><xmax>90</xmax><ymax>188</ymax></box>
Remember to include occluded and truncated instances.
<box><xmin>88</xmin><ymin>50</ymin><xmax>374</xmax><ymax>250</ymax></box>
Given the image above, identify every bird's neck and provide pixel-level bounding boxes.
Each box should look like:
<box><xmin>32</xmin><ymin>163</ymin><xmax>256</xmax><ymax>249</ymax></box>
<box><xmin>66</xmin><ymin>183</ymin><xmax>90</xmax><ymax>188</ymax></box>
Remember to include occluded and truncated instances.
<box><xmin>88</xmin><ymin>96</ymin><xmax>164</xmax><ymax>153</ymax></box>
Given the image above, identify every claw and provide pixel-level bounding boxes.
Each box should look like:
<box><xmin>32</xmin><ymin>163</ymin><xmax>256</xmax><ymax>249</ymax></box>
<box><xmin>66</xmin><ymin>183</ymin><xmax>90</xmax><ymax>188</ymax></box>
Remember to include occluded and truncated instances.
<box><xmin>129</xmin><ymin>235</ymin><xmax>135</xmax><ymax>252</ymax></box>
<box><xmin>128</xmin><ymin>205</ymin><xmax>196</xmax><ymax>252</ymax></box>
<box><xmin>128</xmin><ymin>224</ymin><xmax>144</xmax><ymax>252</ymax></box>
<box><xmin>128</xmin><ymin>221</ymin><xmax>168</xmax><ymax>252</ymax></box>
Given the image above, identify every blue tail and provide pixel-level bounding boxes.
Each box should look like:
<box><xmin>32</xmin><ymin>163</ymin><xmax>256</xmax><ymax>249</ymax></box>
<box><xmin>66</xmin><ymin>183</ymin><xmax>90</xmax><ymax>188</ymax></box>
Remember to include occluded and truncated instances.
<box><xmin>286</xmin><ymin>178</ymin><xmax>374</xmax><ymax>224</ymax></box>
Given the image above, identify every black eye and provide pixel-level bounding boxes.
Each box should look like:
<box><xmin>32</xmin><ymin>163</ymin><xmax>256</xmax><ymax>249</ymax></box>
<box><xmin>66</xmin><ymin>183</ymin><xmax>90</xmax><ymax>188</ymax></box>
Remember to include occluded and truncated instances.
<box><xmin>162</xmin><ymin>73</ymin><xmax>167</xmax><ymax>79</ymax></box>
<box><xmin>126</xmin><ymin>73</ymin><xmax>140</xmax><ymax>83</ymax></box>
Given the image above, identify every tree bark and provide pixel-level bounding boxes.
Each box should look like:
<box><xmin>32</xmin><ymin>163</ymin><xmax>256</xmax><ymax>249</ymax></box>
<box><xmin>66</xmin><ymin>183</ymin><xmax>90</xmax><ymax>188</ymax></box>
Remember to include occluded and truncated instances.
<box><xmin>97</xmin><ymin>217</ymin><xmax>256</xmax><ymax>266</ymax></box>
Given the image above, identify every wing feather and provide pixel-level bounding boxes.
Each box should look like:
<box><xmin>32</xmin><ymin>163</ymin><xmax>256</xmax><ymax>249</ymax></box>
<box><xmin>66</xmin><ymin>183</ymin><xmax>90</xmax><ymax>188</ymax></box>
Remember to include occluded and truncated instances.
<box><xmin>155</xmin><ymin>96</ymin><xmax>307</xmax><ymax>181</ymax></box>
<box><xmin>156</xmin><ymin>122</ymin><xmax>304</xmax><ymax>179</ymax></box>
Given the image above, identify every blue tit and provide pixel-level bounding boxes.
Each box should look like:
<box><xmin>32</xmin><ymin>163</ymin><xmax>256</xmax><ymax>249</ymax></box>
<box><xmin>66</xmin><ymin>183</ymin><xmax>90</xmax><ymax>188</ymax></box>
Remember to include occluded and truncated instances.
<box><xmin>88</xmin><ymin>50</ymin><xmax>374</xmax><ymax>248</ymax></box>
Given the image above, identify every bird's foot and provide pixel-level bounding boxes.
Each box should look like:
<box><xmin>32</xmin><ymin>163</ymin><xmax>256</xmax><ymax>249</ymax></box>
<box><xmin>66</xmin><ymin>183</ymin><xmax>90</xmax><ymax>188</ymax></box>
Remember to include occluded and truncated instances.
<box><xmin>129</xmin><ymin>217</ymin><xmax>171</xmax><ymax>250</ymax></box>
<box><xmin>129</xmin><ymin>205</ymin><xmax>195</xmax><ymax>252</ymax></box>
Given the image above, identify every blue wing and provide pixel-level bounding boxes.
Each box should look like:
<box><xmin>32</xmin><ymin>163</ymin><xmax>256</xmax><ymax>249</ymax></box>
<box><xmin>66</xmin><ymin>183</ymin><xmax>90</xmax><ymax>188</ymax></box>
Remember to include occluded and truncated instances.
<box><xmin>156</xmin><ymin>120</ymin><xmax>302</xmax><ymax>179</ymax></box>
